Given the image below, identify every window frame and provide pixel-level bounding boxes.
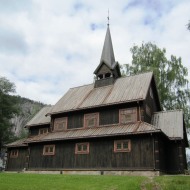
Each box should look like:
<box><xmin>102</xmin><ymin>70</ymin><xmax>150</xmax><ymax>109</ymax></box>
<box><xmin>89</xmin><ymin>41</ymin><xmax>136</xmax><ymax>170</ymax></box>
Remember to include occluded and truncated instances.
<box><xmin>54</xmin><ymin>117</ymin><xmax>68</xmax><ymax>131</ymax></box>
<box><xmin>39</xmin><ymin>128</ymin><xmax>48</xmax><ymax>135</ymax></box>
<box><xmin>114</xmin><ymin>140</ymin><xmax>131</xmax><ymax>153</ymax></box>
<box><xmin>84</xmin><ymin>113</ymin><xmax>99</xmax><ymax>128</ymax></box>
<box><xmin>75</xmin><ymin>142</ymin><xmax>90</xmax><ymax>154</ymax></box>
<box><xmin>119</xmin><ymin>107</ymin><xmax>137</xmax><ymax>124</ymax></box>
<box><xmin>43</xmin><ymin>145</ymin><xmax>55</xmax><ymax>156</ymax></box>
<box><xmin>10</xmin><ymin>149</ymin><xmax>19</xmax><ymax>158</ymax></box>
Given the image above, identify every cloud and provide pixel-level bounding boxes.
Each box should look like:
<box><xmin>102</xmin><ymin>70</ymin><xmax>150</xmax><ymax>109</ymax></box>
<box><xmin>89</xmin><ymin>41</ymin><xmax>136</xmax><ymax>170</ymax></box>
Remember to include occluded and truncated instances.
<box><xmin>0</xmin><ymin>0</ymin><xmax>189</xmax><ymax>105</ymax></box>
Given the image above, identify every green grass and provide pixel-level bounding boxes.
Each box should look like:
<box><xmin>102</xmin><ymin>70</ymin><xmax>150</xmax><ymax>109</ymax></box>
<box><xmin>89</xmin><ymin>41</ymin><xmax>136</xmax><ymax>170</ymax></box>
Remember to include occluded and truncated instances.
<box><xmin>0</xmin><ymin>173</ymin><xmax>190</xmax><ymax>190</ymax></box>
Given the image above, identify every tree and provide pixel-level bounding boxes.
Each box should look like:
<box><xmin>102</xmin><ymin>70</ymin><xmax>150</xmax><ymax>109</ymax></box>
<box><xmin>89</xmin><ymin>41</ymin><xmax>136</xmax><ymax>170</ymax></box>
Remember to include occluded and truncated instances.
<box><xmin>121</xmin><ymin>42</ymin><xmax>190</xmax><ymax>128</ymax></box>
<box><xmin>187</xmin><ymin>20</ymin><xmax>190</xmax><ymax>31</ymax></box>
<box><xmin>0</xmin><ymin>77</ymin><xmax>19</xmax><ymax>149</ymax></box>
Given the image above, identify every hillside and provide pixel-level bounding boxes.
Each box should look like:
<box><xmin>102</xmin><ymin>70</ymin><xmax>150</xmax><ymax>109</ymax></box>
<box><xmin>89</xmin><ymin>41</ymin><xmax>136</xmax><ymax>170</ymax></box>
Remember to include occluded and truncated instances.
<box><xmin>11</xmin><ymin>96</ymin><xmax>47</xmax><ymax>137</ymax></box>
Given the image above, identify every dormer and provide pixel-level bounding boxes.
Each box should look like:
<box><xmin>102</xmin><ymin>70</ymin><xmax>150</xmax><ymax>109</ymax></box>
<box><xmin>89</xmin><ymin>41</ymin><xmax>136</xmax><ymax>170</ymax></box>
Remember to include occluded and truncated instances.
<box><xmin>94</xmin><ymin>25</ymin><xmax>121</xmax><ymax>88</ymax></box>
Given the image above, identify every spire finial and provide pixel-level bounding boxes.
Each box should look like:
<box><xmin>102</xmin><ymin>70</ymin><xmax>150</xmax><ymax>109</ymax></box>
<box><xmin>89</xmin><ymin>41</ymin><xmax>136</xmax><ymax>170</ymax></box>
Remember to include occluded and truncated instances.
<box><xmin>107</xmin><ymin>9</ymin><xmax>109</xmax><ymax>26</ymax></box>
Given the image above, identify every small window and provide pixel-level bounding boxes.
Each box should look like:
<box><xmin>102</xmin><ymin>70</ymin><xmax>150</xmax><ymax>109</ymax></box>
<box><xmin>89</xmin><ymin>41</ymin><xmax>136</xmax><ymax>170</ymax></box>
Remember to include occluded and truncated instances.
<box><xmin>43</xmin><ymin>145</ymin><xmax>55</xmax><ymax>156</ymax></box>
<box><xmin>84</xmin><ymin>113</ymin><xmax>99</xmax><ymax>128</ymax></box>
<box><xmin>114</xmin><ymin>140</ymin><xmax>131</xmax><ymax>152</ymax></box>
<box><xmin>119</xmin><ymin>108</ymin><xmax>137</xmax><ymax>124</ymax></box>
<box><xmin>10</xmin><ymin>149</ymin><xmax>19</xmax><ymax>158</ymax></box>
<box><xmin>54</xmin><ymin>117</ymin><xmax>67</xmax><ymax>131</ymax></box>
<box><xmin>39</xmin><ymin>128</ymin><xmax>48</xmax><ymax>135</ymax></box>
<box><xmin>75</xmin><ymin>143</ymin><xmax>89</xmax><ymax>154</ymax></box>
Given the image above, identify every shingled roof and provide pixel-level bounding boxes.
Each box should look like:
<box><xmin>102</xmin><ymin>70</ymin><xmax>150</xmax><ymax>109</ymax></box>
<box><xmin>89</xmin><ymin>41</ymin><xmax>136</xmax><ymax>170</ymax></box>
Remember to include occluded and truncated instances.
<box><xmin>48</xmin><ymin>72</ymin><xmax>154</xmax><ymax>115</ymax></box>
<box><xmin>25</xmin><ymin>122</ymin><xmax>160</xmax><ymax>143</ymax></box>
<box><xmin>25</xmin><ymin>106</ymin><xmax>52</xmax><ymax>128</ymax></box>
<box><xmin>152</xmin><ymin>110</ymin><xmax>185</xmax><ymax>140</ymax></box>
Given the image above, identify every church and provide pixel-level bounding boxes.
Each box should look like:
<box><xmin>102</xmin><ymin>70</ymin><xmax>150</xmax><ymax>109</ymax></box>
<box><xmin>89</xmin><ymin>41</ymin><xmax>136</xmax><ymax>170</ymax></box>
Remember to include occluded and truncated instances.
<box><xmin>6</xmin><ymin>23</ymin><xmax>188</xmax><ymax>175</ymax></box>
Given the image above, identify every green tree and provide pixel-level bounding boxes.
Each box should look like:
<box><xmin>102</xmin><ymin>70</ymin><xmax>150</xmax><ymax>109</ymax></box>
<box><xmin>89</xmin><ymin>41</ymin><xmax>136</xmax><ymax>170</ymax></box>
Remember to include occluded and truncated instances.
<box><xmin>0</xmin><ymin>77</ymin><xmax>19</xmax><ymax>149</ymax></box>
<box><xmin>187</xmin><ymin>20</ymin><xmax>190</xmax><ymax>31</ymax></box>
<box><xmin>121</xmin><ymin>42</ymin><xmax>190</xmax><ymax>128</ymax></box>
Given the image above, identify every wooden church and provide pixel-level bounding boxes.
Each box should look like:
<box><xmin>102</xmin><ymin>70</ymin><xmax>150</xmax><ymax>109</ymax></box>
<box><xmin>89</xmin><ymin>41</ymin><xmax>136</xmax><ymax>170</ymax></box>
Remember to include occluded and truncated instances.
<box><xmin>6</xmin><ymin>24</ymin><xmax>188</xmax><ymax>175</ymax></box>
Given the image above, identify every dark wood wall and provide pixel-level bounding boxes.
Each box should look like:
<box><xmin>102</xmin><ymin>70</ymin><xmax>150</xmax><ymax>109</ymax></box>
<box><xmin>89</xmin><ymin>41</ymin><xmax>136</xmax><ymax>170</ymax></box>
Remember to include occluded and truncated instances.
<box><xmin>28</xmin><ymin>134</ymin><xmax>154</xmax><ymax>170</ymax></box>
<box><xmin>6</xmin><ymin>147</ymin><xmax>28</xmax><ymax>171</ymax></box>
<box><xmin>52</xmin><ymin>102</ymin><xmax>143</xmax><ymax>130</ymax></box>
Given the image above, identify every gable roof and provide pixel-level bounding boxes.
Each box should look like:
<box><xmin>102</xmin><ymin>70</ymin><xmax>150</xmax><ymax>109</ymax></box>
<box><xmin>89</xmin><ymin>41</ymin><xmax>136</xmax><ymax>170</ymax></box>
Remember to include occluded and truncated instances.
<box><xmin>25</xmin><ymin>122</ymin><xmax>160</xmax><ymax>143</ymax></box>
<box><xmin>152</xmin><ymin>110</ymin><xmax>185</xmax><ymax>140</ymax></box>
<box><xmin>25</xmin><ymin>106</ymin><xmax>52</xmax><ymax>128</ymax></box>
<box><xmin>48</xmin><ymin>72</ymin><xmax>154</xmax><ymax>115</ymax></box>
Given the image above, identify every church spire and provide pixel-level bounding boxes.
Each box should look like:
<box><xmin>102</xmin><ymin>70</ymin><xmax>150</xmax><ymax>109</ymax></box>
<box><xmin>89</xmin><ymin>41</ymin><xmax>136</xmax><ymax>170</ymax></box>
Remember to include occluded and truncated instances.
<box><xmin>94</xmin><ymin>18</ymin><xmax>121</xmax><ymax>88</ymax></box>
<box><xmin>100</xmin><ymin>25</ymin><xmax>115</xmax><ymax>68</ymax></box>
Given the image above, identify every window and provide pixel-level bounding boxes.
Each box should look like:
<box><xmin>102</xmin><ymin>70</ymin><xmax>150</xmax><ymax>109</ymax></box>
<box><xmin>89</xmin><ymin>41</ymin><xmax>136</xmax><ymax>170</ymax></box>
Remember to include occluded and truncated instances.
<box><xmin>39</xmin><ymin>128</ymin><xmax>48</xmax><ymax>135</ymax></box>
<box><xmin>84</xmin><ymin>113</ymin><xmax>99</xmax><ymax>128</ymax></box>
<box><xmin>119</xmin><ymin>108</ymin><xmax>137</xmax><ymax>124</ymax></box>
<box><xmin>10</xmin><ymin>150</ymin><xmax>19</xmax><ymax>158</ymax></box>
<box><xmin>114</xmin><ymin>140</ymin><xmax>131</xmax><ymax>152</ymax></box>
<box><xmin>54</xmin><ymin>117</ymin><xmax>67</xmax><ymax>131</ymax></box>
<box><xmin>43</xmin><ymin>145</ymin><xmax>55</xmax><ymax>155</ymax></box>
<box><xmin>75</xmin><ymin>143</ymin><xmax>89</xmax><ymax>154</ymax></box>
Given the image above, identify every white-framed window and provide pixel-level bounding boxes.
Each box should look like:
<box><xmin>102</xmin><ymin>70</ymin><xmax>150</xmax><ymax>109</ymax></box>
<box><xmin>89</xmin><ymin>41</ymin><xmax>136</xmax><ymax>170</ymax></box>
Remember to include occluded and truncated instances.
<box><xmin>114</xmin><ymin>140</ymin><xmax>131</xmax><ymax>153</ymax></box>
<box><xmin>43</xmin><ymin>145</ymin><xmax>55</xmax><ymax>156</ymax></box>
<box><xmin>75</xmin><ymin>142</ymin><xmax>90</xmax><ymax>154</ymax></box>
<box><xmin>39</xmin><ymin>128</ymin><xmax>48</xmax><ymax>135</ymax></box>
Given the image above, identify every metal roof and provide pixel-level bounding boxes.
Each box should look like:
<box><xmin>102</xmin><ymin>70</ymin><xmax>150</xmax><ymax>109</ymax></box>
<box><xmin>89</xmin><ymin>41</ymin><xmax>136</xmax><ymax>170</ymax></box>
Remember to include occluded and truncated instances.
<box><xmin>6</xmin><ymin>138</ymin><xmax>27</xmax><ymax>148</ymax></box>
<box><xmin>152</xmin><ymin>110</ymin><xmax>184</xmax><ymax>139</ymax></box>
<box><xmin>25</xmin><ymin>106</ymin><xmax>52</xmax><ymax>127</ymax></box>
<box><xmin>25</xmin><ymin>122</ymin><xmax>160</xmax><ymax>143</ymax></box>
<box><xmin>49</xmin><ymin>72</ymin><xmax>153</xmax><ymax>115</ymax></box>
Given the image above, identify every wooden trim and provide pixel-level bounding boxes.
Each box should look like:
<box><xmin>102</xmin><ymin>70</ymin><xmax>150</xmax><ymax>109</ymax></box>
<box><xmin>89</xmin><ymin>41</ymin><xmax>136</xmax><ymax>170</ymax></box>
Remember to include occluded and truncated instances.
<box><xmin>10</xmin><ymin>149</ymin><xmax>19</xmax><ymax>158</ymax></box>
<box><xmin>84</xmin><ymin>113</ymin><xmax>99</xmax><ymax>128</ymax></box>
<box><xmin>114</xmin><ymin>140</ymin><xmax>131</xmax><ymax>153</ymax></box>
<box><xmin>39</xmin><ymin>128</ymin><xmax>48</xmax><ymax>135</ymax></box>
<box><xmin>75</xmin><ymin>142</ymin><xmax>90</xmax><ymax>154</ymax></box>
<box><xmin>43</xmin><ymin>145</ymin><xmax>55</xmax><ymax>156</ymax></box>
<box><xmin>119</xmin><ymin>107</ymin><xmax>137</xmax><ymax>124</ymax></box>
<box><xmin>54</xmin><ymin>117</ymin><xmax>68</xmax><ymax>131</ymax></box>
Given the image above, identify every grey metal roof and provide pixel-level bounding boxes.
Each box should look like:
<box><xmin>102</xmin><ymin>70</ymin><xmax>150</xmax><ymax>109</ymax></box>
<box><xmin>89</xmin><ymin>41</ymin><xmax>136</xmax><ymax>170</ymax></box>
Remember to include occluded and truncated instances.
<box><xmin>6</xmin><ymin>138</ymin><xmax>27</xmax><ymax>148</ymax></box>
<box><xmin>49</xmin><ymin>72</ymin><xmax>153</xmax><ymax>115</ymax></box>
<box><xmin>25</xmin><ymin>122</ymin><xmax>160</xmax><ymax>143</ymax></box>
<box><xmin>25</xmin><ymin>106</ymin><xmax>52</xmax><ymax>127</ymax></box>
<box><xmin>94</xmin><ymin>26</ymin><xmax>115</xmax><ymax>75</ymax></box>
<box><xmin>152</xmin><ymin>110</ymin><xmax>184</xmax><ymax>139</ymax></box>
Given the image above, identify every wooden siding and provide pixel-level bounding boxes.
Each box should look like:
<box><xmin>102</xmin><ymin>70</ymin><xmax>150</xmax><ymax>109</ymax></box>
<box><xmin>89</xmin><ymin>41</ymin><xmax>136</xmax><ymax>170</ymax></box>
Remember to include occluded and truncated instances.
<box><xmin>28</xmin><ymin>135</ymin><xmax>154</xmax><ymax>170</ymax></box>
<box><xmin>6</xmin><ymin>147</ymin><xmax>28</xmax><ymax>171</ymax></box>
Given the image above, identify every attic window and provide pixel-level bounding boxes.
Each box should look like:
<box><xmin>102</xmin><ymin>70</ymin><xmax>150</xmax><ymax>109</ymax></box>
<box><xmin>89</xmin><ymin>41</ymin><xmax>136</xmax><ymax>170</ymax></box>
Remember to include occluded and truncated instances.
<box><xmin>98</xmin><ymin>74</ymin><xmax>103</xmax><ymax>80</ymax></box>
<box><xmin>119</xmin><ymin>108</ymin><xmax>137</xmax><ymax>124</ymax></box>
<box><xmin>105</xmin><ymin>73</ymin><xmax>111</xmax><ymax>78</ymax></box>
<box><xmin>39</xmin><ymin>128</ymin><xmax>48</xmax><ymax>135</ymax></box>
<box><xmin>10</xmin><ymin>150</ymin><xmax>19</xmax><ymax>158</ymax></box>
<box><xmin>114</xmin><ymin>140</ymin><xmax>131</xmax><ymax>152</ymax></box>
<box><xmin>84</xmin><ymin>113</ymin><xmax>99</xmax><ymax>128</ymax></box>
<box><xmin>43</xmin><ymin>145</ymin><xmax>55</xmax><ymax>156</ymax></box>
<box><xmin>54</xmin><ymin>117</ymin><xmax>67</xmax><ymax>131</ymax></box>
<box><xmin>75</xmin><ymin>142</ymin><xmax>89</xmax><ymax>154</ymax></box>
<box><xmin>150</xmin><ymin>87</ymin><xmax>153</xmax><ymax>99</ymax></box>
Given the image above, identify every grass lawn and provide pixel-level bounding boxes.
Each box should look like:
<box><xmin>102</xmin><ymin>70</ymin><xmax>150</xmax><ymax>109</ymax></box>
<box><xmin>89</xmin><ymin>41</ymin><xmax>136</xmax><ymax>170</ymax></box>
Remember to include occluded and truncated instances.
<box><xmin>0</xmin><ymin>173</ymin><xmax>190</xmax><ymax>190</ymax></box>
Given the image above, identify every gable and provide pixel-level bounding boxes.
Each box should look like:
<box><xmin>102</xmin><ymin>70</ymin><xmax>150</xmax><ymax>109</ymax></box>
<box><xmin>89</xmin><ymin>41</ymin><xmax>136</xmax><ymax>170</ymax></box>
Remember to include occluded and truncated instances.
<box><xmin>97</xmin><ymin>63</ymin><xmax>111</xmax><ymax>75</ymax></box>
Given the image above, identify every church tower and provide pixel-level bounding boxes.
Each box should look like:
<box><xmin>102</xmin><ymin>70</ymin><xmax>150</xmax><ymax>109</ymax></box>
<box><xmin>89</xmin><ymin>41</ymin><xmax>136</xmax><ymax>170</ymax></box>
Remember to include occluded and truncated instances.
<box><xmin>94</xmin><ymin>24</ymin><xmax>121</xmax><ymax>88</ymax></box>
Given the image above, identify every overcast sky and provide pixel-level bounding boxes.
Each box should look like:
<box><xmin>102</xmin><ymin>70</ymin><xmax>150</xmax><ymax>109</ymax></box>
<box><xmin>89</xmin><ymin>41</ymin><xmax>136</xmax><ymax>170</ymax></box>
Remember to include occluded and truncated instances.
<box><xmin>0</xmin><ymin>0</ymin><xmax>190</xmax><ymax>105</ymax></box>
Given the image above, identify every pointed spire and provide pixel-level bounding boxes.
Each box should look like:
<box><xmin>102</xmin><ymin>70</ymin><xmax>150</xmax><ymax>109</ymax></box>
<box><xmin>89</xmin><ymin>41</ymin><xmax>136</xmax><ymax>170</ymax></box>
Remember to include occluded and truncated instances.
<box><xmin>100</xmin><ymin>25</ymin><xmax>115</xmax><ymax>68</ymax></box>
